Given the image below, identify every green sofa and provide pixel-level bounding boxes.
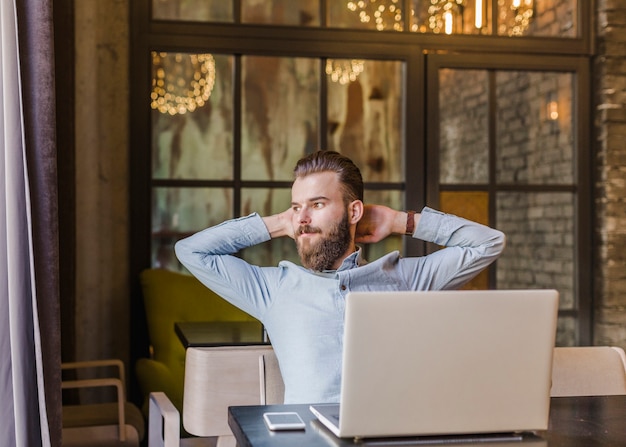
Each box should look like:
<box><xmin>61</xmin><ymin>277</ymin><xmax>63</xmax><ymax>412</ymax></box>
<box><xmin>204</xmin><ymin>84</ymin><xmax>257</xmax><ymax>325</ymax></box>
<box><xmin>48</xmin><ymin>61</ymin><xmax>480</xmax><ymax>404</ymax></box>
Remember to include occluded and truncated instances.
<box><xmin>135</xmin><ymin>268</ymin><xmax>259</xmax><ymax>417</ymax></box>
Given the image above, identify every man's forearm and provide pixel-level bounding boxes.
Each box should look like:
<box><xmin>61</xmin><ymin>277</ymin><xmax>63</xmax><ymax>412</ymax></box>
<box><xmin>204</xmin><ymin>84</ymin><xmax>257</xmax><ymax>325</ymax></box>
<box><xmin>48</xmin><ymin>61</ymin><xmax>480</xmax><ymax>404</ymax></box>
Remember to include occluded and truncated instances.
<box><xmin>415</xmin><ymin>207</ymin><xmax>505</xmax><ymax>252</ymax></box>
<box><xmin>173</xmin><ymin>213</ymin><xmax>274</xmax><ymax>319</ymax></box>
<box><xmin>175</xmin><ymin>213</ymin><xmax>271</xmax><ymax>265</ymax></box>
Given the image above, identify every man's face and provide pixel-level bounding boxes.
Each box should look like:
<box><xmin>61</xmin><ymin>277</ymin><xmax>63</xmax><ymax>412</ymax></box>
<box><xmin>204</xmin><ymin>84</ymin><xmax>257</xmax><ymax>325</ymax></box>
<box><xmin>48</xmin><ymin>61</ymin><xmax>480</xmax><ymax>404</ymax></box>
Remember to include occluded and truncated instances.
<box><xmin>291</xmin><ymin>171</ymin><xmax>353</xmax><ymax>271</ymax></box>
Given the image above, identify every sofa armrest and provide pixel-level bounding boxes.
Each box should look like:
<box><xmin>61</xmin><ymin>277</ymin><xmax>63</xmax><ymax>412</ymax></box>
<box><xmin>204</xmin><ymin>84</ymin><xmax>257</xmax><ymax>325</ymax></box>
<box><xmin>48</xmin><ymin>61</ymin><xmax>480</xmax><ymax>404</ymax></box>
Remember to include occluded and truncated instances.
<box><xmin>136</xmin><ymin>357</ymin><xmax>183</xmax><ymax>414</ymax></box>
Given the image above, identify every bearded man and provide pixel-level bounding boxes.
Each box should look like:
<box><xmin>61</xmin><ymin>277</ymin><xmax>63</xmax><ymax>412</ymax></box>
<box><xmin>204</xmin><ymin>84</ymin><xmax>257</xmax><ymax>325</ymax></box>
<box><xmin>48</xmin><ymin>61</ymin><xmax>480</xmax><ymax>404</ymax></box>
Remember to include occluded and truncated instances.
<box><xmin>175</xmin><ymin>150</ymin><xmax>505</xmax><ymax>404</ymax></box>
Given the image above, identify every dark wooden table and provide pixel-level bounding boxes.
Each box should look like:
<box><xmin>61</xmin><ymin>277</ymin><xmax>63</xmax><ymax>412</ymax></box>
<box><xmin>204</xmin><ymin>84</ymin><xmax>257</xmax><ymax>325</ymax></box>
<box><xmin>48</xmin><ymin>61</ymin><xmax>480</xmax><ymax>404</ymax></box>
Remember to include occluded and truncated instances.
<box><xmin>175</xmin><ymin>321</ymin><xmax>268</xmax><ymax>348</ymax></box>
<box><xmin>228</xmin><ymin>395</ymin><xmax>626</xmax><ymax>447</ymax></box>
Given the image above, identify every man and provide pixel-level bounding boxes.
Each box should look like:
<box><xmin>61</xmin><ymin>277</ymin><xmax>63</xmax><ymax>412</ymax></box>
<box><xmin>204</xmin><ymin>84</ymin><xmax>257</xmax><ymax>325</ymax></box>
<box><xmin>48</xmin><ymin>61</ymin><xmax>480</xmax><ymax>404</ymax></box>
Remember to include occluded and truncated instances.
<box><xmin>175</xmin><ymin>150</ymin><xmax>505</xmax><ymax>404</ymax></box>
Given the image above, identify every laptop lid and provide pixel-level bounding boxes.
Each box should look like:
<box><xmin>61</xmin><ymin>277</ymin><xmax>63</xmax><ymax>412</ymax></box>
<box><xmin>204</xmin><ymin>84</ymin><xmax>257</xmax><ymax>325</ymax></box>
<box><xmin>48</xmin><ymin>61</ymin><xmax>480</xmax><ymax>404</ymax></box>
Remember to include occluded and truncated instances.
<box><xmin>312</xmin><ymin>289</ymin><xmax>559</xmax><ymax>439</ymax></box>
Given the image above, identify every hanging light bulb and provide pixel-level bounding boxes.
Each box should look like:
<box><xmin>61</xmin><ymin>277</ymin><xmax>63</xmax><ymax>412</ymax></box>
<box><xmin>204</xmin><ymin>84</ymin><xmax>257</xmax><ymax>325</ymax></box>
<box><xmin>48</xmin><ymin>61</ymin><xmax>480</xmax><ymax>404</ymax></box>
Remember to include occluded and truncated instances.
<box><xmin>475</xmin><ymin>0</ymin><xmax>484</xmax><ymax>29</ymax></box>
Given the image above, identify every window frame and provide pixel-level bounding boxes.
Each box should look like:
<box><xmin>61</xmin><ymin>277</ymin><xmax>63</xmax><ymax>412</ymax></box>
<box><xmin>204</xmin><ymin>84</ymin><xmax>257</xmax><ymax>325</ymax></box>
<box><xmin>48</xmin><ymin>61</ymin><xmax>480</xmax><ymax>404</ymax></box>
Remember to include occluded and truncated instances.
<box><xmin>129</xmin><ymin>0</ymin><xmax>594</xmax><ymax>365</ymax></box>
<box><xmin>426</xmin><ymin>53</ymin><xmax>592</xmax><ymax>344</ymax></box>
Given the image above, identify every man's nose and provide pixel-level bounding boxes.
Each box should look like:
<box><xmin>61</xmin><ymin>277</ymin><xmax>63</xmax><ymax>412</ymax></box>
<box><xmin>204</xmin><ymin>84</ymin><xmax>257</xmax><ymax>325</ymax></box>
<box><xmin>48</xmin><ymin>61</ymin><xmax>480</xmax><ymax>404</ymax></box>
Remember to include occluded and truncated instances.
<box><xmin>299</xmin><ymin>208</ymin><xmax>311</xmax><ymax>224</ymax></box>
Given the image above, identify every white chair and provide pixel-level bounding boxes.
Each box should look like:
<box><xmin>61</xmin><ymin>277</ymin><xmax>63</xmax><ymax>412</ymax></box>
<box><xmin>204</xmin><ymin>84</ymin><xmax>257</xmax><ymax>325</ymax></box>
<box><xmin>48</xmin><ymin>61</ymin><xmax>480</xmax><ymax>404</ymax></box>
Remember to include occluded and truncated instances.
<box><xmin>551</xmin><ymin>346</ymin><xmax>626</xmax><ymax>397</ymax></box>
<box><xmin>149</xmin><ymin>345</ymin><xmax>279</xmax><ymax>447</ymax></box>
<box><xmin>259</xmin><ymin>350</ymin><xmax>285</xmax><ymax>405</ymax></box>
<box><xmin>62</xmin><ymin>359</ymin><xmax>144</xmax><ymax>446</ymax></box>
<box><xmin>150</xmin><ymin>392</ymin><xmax>221</xmax><ymax>447</ymax></box>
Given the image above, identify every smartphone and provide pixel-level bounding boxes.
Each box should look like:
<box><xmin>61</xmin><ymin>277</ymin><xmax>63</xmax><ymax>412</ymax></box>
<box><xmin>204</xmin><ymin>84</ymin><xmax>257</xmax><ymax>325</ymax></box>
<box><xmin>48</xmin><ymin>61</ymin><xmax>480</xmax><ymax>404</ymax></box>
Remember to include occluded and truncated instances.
<box><xmin>263</xmin><ymin>411</ymin><xmax>306</xmax><ymax>431</ymax></box>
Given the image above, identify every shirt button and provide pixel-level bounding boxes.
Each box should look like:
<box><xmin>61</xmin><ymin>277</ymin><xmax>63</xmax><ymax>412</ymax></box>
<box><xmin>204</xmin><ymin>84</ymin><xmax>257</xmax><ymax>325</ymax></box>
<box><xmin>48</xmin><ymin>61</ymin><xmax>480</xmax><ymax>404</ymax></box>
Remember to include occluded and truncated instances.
<box><xmin>341</xmin><ymin>285</ymin><xmax>347</xmax><ymax>291</ymax></box>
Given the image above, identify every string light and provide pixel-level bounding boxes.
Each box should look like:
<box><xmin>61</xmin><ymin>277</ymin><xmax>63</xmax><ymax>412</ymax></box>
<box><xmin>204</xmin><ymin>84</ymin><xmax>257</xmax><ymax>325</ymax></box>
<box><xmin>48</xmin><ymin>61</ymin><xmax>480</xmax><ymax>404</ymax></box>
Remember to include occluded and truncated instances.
<box><xmin>326</xmin><ymin>59</ymin><xmax>365</xmax><ymax>85</ymax></box>
<box><xmin>498</xmin><ymin>0</ymin><xmax>534</xmax><ymax>36</ymax></box>
<box><xmin>346</xmin><ymin>0</ymin><xmax>405</xmax><ymax>31</ymax></box>
<box><xmin>428</xmin><ymin>0</ymin><xmax>466</xmax><ymax>35</ymax></box>
<box><xmin>151</xmin><ymin>52</ymin><xmax>216</xmax><ymax>115</ymax></box>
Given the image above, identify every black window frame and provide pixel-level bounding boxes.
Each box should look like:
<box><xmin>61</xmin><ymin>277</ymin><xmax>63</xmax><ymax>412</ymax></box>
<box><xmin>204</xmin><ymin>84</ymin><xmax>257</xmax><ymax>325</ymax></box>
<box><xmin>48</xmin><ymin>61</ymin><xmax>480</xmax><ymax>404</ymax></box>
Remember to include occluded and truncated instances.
<box><xmin>129</xmin><ymin>0</ymin><xmax>594</xmax><ymax>372</ymax></box>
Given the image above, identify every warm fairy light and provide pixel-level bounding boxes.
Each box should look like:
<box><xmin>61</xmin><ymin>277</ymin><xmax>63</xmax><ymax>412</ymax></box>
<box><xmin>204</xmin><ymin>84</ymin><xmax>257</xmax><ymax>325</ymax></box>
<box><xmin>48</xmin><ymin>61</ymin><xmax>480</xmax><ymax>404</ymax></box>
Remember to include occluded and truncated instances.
<box><xmin>547</xmin><ymin>101</ymin><xmax>559</xmax><ymax>121</ymax></box>
<box><xmin>345</xmin><ymin>0</ymin><xmax>533</xmax><ymax>36</ymax></box>
<box><xmin>150</xmin><ymin>52</ymin><xmax>216</xmax><ymax>115</ymax></box>
<box><xmin>326</xmin><ymin>59</ymin><xmax>365</xmax><ymax>85</ymax></box>
<box><xmin>346</xmin><ymin>0</ymin><xmax>405</xmax><ymax>31</ymax></box>
<box><xmin>475</xmin><ymin>0</ymin><xmax>483</xmax><ymax>29</ymax></box>
<box><xmin>444</xmin><ymin>11</ymin><xmax>453</xmax><ymax>34</ymax></box>
<box><xmin>498</xmin><ymin>0</ymin><xmax>534</xmax><ymax>36</ymax></box>
<box><xmin>428</xmin><ymin>0</ymin><xmax>465</xmax><ymax>34</ymax></box>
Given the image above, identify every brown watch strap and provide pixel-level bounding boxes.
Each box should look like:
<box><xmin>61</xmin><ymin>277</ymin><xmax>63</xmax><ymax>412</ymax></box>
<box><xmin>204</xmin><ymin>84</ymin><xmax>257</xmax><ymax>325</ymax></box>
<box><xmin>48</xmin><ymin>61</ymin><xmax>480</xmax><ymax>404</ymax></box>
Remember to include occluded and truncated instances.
<box><xmin>405</xmin><ymin>210</ymin><xmax>416</xmax><ymax>235</ymax></box>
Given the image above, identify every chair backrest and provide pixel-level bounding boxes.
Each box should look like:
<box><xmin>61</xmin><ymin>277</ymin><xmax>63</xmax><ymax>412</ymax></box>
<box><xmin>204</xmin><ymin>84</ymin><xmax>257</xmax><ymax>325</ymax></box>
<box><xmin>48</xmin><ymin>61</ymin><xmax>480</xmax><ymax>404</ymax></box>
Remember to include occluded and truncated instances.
<box><xmin>138</xmin><ymin>268</ymin><xmax>259</xmax><ymax>411</ymax></box>
<box><xmin>259</xmin><ymin>350</ymin><xmax>285</xmax><ymax>405</ymax></box>
<box><xmin>182</xmin><ymin>345</ymin><xmax>275</xmax><ymax>437</ymax></box>
<box><xmin>62</xmin><ymin>359</ymin><xmax>144</xmax><ymax>446</ymax></box>
<box><xmin>551</xmin><ymin>346</ymin><xmax>626</xmax><ymax>397</ymax></box>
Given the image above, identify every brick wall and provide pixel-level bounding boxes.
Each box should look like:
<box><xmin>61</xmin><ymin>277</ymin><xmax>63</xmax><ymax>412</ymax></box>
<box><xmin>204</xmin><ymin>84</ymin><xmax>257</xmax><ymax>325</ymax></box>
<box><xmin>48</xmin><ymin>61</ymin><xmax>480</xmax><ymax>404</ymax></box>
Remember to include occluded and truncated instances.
<box><xmin>593</xmin><ymin>1</ymin><xmax>626</xmax><ymax>348</ymax></box>
<box><xmin>439</xmin><ymin>66</ymin><xmax>577</xmax><ymax>345</ymax></box>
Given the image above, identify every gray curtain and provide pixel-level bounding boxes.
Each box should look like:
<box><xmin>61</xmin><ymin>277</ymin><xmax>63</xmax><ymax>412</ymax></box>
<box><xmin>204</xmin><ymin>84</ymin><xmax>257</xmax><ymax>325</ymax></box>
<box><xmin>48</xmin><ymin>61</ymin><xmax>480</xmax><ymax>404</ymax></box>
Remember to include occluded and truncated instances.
<box><xmin>1</xmin><ymin>0</ymin><xmax>61</xmax><ymax>445</ymax></box>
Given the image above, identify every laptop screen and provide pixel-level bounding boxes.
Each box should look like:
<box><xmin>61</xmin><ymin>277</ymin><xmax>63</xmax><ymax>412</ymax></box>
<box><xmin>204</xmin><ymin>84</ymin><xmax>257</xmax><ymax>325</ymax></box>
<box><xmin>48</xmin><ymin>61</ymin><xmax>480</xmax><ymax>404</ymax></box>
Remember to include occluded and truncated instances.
<box><xmin>315</xmin><ymin>290</ymin><xmax>559</xmax><ymax>439</ymax></box>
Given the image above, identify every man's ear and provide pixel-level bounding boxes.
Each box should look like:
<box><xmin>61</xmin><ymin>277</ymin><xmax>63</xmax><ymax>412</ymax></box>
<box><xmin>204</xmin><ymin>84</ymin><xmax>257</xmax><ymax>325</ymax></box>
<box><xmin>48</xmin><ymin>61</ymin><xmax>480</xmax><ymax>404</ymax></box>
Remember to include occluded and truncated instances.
<box><xmin>349</xmin><ymin>200</ymin><xmax>364</xmax><ymax>224</ymax></box>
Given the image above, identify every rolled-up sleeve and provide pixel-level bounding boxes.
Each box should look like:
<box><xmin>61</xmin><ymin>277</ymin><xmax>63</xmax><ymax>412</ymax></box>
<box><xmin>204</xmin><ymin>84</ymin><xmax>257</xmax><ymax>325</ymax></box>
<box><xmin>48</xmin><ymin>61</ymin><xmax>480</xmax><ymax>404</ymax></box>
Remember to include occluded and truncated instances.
<box><xmin>405</xmin><ymin>207</ymin><xmax>506</xmax><ymax>290</ymax></box>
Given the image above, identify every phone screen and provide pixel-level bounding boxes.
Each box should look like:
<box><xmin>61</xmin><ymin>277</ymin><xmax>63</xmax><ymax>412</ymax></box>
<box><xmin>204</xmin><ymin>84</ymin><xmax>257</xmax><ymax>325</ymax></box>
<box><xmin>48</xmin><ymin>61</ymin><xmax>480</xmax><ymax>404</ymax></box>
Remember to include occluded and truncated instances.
<box><xmin>263</xmin><ymin>412</ymin><xmax>306</xmax><ymax>430</ymax></box>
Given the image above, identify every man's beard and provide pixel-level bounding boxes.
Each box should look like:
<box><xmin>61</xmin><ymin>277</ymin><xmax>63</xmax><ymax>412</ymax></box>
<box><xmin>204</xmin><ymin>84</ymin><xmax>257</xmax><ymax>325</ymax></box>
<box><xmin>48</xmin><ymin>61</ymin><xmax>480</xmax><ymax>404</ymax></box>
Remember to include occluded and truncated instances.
<box><xmin>296</xmin><ymin>212</ymin><xmax>352</xmax><ymax>272</ymax></box>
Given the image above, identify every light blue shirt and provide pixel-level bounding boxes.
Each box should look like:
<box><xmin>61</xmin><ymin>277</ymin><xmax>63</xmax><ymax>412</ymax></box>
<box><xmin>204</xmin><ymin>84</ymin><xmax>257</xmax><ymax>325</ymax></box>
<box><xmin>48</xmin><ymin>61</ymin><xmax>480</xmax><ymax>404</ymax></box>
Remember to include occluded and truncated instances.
<box><xmin>175</xmin><ymin>207</ymin><xmax>505</xmax><ymax>404</ymax></box>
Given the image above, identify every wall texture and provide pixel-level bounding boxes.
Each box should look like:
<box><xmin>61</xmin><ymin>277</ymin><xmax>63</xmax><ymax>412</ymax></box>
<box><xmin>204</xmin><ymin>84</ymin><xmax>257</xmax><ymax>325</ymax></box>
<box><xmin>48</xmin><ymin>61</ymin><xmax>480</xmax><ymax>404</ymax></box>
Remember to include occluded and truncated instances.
<box><xmin>75</xmin><ymin>0</ymin><xmax>129</xmax><ymax>364</ymax></box>
<box><xmin>594</xmin><ymin>0</ymin><xmax>626</xmax><ymax>347</ymax></box>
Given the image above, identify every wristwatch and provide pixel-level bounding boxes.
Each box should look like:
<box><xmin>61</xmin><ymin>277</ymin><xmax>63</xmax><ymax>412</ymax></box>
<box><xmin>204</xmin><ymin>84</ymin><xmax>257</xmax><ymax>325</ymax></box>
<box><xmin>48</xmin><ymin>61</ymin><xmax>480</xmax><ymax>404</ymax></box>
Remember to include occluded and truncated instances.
<box><xmin>405</xmin><ymin>210</ymin><xmax>416</xmax><ymax>235</ymax></box>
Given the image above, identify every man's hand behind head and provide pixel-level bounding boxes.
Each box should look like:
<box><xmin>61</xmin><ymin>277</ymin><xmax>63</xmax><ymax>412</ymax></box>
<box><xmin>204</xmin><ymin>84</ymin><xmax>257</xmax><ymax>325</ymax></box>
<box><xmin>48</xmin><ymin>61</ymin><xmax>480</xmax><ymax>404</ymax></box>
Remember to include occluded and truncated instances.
<box><xmin>355</xmin><ymin>205</ymin><xmax>408</xmax><ymax>244</ymax></box>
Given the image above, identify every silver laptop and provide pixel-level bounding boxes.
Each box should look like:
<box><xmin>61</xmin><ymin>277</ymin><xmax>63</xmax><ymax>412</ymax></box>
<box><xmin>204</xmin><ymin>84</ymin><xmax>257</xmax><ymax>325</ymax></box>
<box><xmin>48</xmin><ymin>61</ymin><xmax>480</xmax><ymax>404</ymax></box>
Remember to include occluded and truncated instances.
<box><xmin>310</xmin><ymin>289</ymin><xmax>559</xmax><ymax>440</ymax></box>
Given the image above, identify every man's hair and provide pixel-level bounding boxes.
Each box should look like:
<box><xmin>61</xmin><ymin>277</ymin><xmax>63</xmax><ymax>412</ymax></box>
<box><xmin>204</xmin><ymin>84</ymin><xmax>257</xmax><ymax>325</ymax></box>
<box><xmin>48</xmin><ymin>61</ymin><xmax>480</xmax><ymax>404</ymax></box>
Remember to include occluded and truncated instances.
<box><xmin>294</xmin><ymin>150</ymin><xmax>364</xmax><ymax>203</ymax></box>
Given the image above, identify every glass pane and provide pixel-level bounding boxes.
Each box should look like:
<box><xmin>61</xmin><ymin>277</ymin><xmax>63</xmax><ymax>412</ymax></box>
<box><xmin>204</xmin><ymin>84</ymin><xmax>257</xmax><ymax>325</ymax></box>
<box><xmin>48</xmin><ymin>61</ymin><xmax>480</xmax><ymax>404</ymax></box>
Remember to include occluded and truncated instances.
<box><xmin>152</xmin><ymin>0</ymin><xmax>233</xmax><ymax>22</ymax></box>
<box><xmin>556</xmin><ymin>315</ymin><xmax>577</xmax><ymax>347</ymax></box>
<box><xmin>497</xmin><ymin>0</ymin><xmax>577</xmax><ymax>38</ymax></box>
<box><xmin>151</xmin><ymin>52</ymin><xmax>234</xmax><ymax>180</ymax></box>
<box><xmin>241</xmin><ymin>56</ymin><xmax>319</xmax><ymax>181</ymax></box>
<box><xmin>327</xmin><ymin>59</ymin><xmax>404</xmax><ymax>183</ymax></box>
<box><xmin>495</xmin><ymin>71</ymin><xmax>574</xmax><ymax>184</ymax></box>
<box><xmin>440</xmin><ymin>191</ymin><xmax>490</xmax><ymax>290</ymax></box>
<box><xmin>151</xmin><ymin>187</ymin><xmax>233</xmax><ymax>270</ymax></box>
<box><xmin>242</xmin><ymin>0</ymin><xmax>320</xmax><ymax>26</ymax></box>
<box><xmin>496</xmin><ymin>191</ymin><xmax>575</xmax><ymax>311</ymax></box>
<box><xmin>439</xmin><ymin>69</ymin><xmax>489</xmax><ymax>184</ymax></box>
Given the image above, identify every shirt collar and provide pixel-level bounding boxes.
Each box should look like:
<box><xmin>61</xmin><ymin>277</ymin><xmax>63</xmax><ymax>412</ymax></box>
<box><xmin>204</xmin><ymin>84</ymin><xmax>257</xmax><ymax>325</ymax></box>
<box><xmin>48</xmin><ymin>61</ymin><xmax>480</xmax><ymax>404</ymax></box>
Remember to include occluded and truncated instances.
<box><xmin>309</xmin><ymin>247</ymin><xmax>368</xmax><ymax>275</ymax></box>
<box><xmin>337</xmin><ymin>246</ymin><xmax>367</xmax><ymax>271</ymax></box>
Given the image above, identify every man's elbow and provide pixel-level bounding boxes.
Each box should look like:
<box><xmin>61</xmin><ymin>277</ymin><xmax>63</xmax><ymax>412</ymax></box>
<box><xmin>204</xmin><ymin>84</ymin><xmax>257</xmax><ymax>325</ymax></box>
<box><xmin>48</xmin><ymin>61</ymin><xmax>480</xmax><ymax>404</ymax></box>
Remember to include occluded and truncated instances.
<box><xmin>174</xmin><ymin>238</ymin><xmax>191</xmax><ymax>263</ymax></box>
<box><xmin>492</xmin><ymin>230</ymin><xmax>506</xmax><ymax>257</ymax></box>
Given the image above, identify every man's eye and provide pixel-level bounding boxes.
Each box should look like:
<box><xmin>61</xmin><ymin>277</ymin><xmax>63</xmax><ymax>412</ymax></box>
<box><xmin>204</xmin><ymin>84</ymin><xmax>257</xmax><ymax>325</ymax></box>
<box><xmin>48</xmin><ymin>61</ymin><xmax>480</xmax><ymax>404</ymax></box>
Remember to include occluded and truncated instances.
<box><xmin>313</xmin><ymin>202</ymin><xmax>324</xmax><ymax>209</ymax></box>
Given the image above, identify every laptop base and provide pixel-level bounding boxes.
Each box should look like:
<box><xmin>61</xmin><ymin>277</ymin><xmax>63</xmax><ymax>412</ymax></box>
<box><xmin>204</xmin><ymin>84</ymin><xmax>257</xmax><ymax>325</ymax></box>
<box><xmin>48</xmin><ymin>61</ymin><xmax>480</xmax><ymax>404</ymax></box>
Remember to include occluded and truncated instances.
<box><xmin>359</xmin><ymin>432</ymin><xmax>532</xmax><ymax>445</ymax></box>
